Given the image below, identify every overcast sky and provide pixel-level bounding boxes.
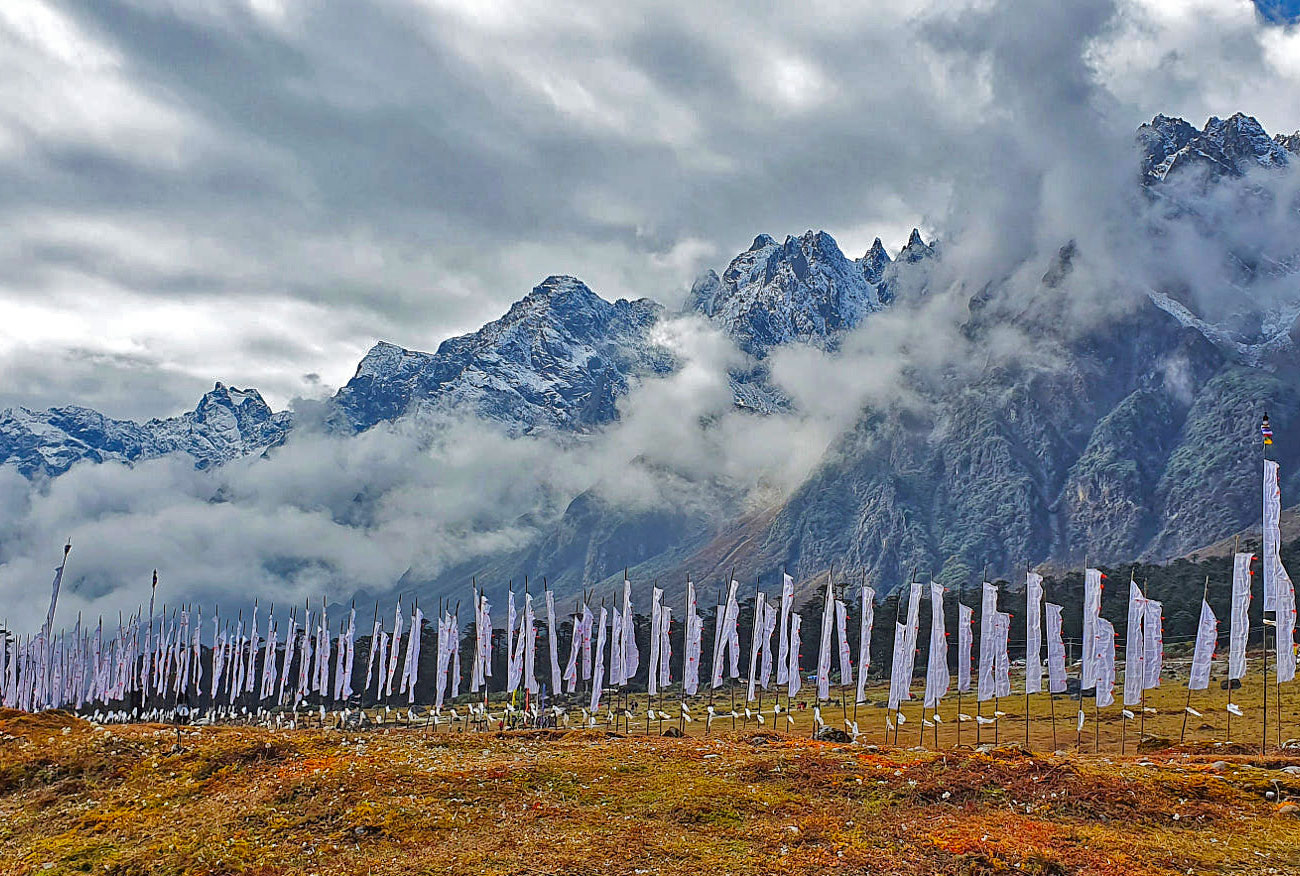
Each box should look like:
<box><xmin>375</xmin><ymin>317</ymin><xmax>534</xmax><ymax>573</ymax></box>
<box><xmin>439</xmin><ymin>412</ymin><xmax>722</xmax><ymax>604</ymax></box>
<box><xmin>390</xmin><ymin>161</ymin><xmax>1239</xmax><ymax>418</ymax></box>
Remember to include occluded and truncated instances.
<box><xmin>2</xmin><ymin>0</ymin><xmax>1300</xmax><ymax>420</ymax></box>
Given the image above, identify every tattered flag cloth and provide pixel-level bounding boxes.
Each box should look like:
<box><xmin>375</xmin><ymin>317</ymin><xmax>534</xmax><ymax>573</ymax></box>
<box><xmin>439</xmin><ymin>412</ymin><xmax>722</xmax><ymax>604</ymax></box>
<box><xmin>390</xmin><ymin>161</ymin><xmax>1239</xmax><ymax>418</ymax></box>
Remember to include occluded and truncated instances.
<box><xmin>923</xmin><ymin>582</ymin><xmax>949</xmax><ymax>709</ymax></box>
<box><xmin>957</xmin><ymin>603</ymin><xmax>973</xmax><ymax>694</ymax></box>
<box><xmin>649</xmin><ymin>587</ymin><xmax>664</xmax><ymax>697</ymax></box>
<box><xmin>1189</xmin><ymin>599</ymin><xmax>1218</xmax><ymax>691</ymax></box>
<box><xmin>786</xmin><ymin>613</ymin><xmax>802</xmax><ymax>698</ymax></box>
<box><xmin>1279</xmin><ymin>579</ymin><xmax>1298</xmax><ymax>684</ymax></box>
<box><xmin>1045</xmin><ymin>603</ymin><xmax>1067</xmax><ymax>693</ymax></box>
<box><xmin>1025</xmin><ymin>571</ymin><xmax>1044</xmax><ymax>695</ymax></box>
<box><xmin>978</xmin><ymin>582</ymin><xmax>998</xmax><ymax>702</ymax></box>
<box><xmin>993</xmin><ymin>611</ymin><xmax>1011</xmax><ymax>699</ymax></box>
<box><xmin>855</xmin><ymin>585</ymin><xmax>875</xmax><ymax>705</ymax></box>
<box><xmin>1123</xmin><ymin>581</ymin><xmax>1147</xmax><ymax>708</ymax></box>
<box><xmin>590</xmin><ymin>607</ymin><xmax>608</xmax><ymax>713</ymax></box>
<box><xmin>758</xmin><ymin>595</ymin><xmax>776</xmax><ymax>690</ymax></box>
<box><xmin>1230</xmin><ymin>552</ymin><xmax>1252</xmax><ymax>680</ymax></box>
<box><xmin>817</xmin><ymin>577</ymin><xmax>835</xmax><ymax>700</ymax></box>
<box><xmin>622</xmin><ymin>578</ymin><xmax>639</xmax><ymax>682</ymax></box>
<box><xmin>1265</xmin><ymin>459</ymin><xmax>1288</xmax><ymax>612</ymax></box>
<box><xmin>546</xmin><ymin>590</ymin><xmax>563</xmax><ymax>695</ymax></box>
<box><xmin>887</xmin><ymin>619</ymin><xmax>910</xmax><ymax>711</ymax></box>
<box><xmin>776</xmin><ymin>573</ymin><xmax>794</xmax><ymax>686</ymax></box>
<box><xmin>1094</xmin><ymin>618</ymin><xmax>1117</xmax><ymax>709</ymax></box>
<box><xmin>746</xmin><ymin>593</ymin><xmax>765</xmax><ymax>701</ymax></box>
<box><xmin>684</xmin><ymin>581</ymin><xmax>702</xmax><ymax>697</ymax></box>
<box><xmin>835</xmin><ymin>599</ymin><xmax>853</xmax><ymax>692</ymax></box>
<box><xmin>1081</xmin><ymin>568</ymin><xmax>1104</xmax><ymax>689</ymax></box>
<box><xmin>1143</xmin><ymin>599</ymin><xmax>1163</xmax><ymax>688</ymax></box>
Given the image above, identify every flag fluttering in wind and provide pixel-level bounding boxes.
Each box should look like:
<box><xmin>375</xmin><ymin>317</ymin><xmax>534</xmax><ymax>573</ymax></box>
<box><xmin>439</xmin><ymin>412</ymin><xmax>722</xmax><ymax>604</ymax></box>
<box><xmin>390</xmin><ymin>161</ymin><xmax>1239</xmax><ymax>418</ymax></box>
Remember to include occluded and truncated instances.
<box><xmin>684</xmin><ymin>581</ymin><xmax>702</xmax><ymax>697</ymax></box>
<box><xmin>1123</xmin><ymin>580</ymin><xmax>1147</xmax><ymax>708</ymax></box>
<box><xmin>1189</xmin><ymin>600</ymin><xmax>1218</xmax><ymax>691</ymax></box>
<box><xmin>1081</xmin><ymin>569</ymin><xmax>1104</xmax><ymax>689</ymax></box>
<box><xmin>1025</xmin><ymin>571</ymin><xmax>1044</xmax><ymax>695</ymax></box>
<box><xmin>957</xmin><ymin>602</ymin><xmax>973</xmax><ymax>694</ymax></box>
<box><xmin>1045</xmin><ymin>603</ymin><xmax>1067</xmax><ymax>693</ymax></box>
<box><xmin>776</xmin><ymin>573</ymin><xmax>794</xmax><ymax>686</ymax></box>
<box><xmin>923</xmin><ymin>582</ymin><xmax>949</xmax><ymax>710</ymax></box>
<box><xmin>1229</xmin><ymin>552</ymin><xmax>1252</xmax><ymax>681</ymax></box>
<box><xmin>855</xmin><ymin>584</ymin><xmax>875</xmax><ymax>705</ymax></box>
<box><xmin>1094</xmin><ymin>618</ymin><xmax>1117</xmax><ymax>709</ymax></box>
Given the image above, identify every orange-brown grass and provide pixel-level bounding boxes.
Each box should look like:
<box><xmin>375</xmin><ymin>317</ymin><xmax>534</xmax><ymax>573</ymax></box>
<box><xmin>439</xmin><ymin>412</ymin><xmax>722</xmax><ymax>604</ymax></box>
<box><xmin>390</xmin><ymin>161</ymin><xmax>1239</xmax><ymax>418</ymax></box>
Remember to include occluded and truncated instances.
<box><xmin>1</xmin><ymin>710</ymin><xmax>1298</xmax><ymax>875</ymax></box>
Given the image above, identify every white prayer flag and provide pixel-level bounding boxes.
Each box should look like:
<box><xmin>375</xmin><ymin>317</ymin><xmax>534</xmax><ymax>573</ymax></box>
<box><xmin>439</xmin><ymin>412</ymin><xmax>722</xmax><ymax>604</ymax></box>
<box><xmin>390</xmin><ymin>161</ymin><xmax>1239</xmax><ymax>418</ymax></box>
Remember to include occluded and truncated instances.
<box><xmin>1123</xmin><ymin>580</ymin><xmax>1146</xmax><ymax>708</ymax></box>
<box><xmin>787</xmin><ymin>613</ymin><xmax>802</xmax><ymax>698</ymax></box>
<box><xmin>1045</xmin><ymin>602</ymin><xmax>1067</xmax><ymax>693</ymax></box>
<box><xmin>1025</xmin><ymin>571</ymin><xmax>1044</xmax><ymax>695</ymax></box>
<box><xmin>817</xmin><ymin>577</ymin><xmax>835</xmax><ymax>700</ymax></box>
<box><xmin>1265</xmin><ymin>459</ymin><xmax>1285</xmax><ymax>611</ymax></box>
<box><xmin>923</xmin><ymin>582</ymin><xmax>949</xmax><ymax>709</ymax></box>
<box><xmin>1094</xmin><ymin>618</ymin><xmax>1116</xmax><ymax>709</ymax></box>
<box><xmin>957</xmin><ymin>602</ymin><xmax>973</xmax><ymax>694</ymax></box>
<box><xmin>1229</xmin><ymin>552</ymin><xmax>1252</xmax><ymax>680</ymax></box>
<box><xmin>776</xmin><ymin>573</ymin><xmax>794</xmax><ymax>686</ymax></box>
<box><xmin>1081</xmin><ymin>568</ymin><xmax>1103</xmax><ymax>689</ymax></box>
<box><xmin>1143</xmin><ymin>599</ymin><xmax>1163</xmax><ymax>689</ymax></box>
<box><xmin>684</xmin><ymin>581</ymin><xmax>703</xmax><ymax>696</ymax></box>
<box><xmin>546</xmin><ymin>590</ymin><xmax>563</xmax><ymax>695</ymax></box>
<box><xmin>1188</xmin><ymin>599</ymin><xmax>1217</xmax><ymax>691</ymax></box>
<box><xmin>978</xmin><ymin>582</ymin><xmax>998</xmax><ymax>702</ymax></box>
<box><xmin>855</xmin><ymin>585</ymin><xmax>875</xmax><ymax>704</ymax></box>
<box><xmin>590</xmin><ymin>607</ymin><xmax>608</xmax><ymax>713</ymax></box>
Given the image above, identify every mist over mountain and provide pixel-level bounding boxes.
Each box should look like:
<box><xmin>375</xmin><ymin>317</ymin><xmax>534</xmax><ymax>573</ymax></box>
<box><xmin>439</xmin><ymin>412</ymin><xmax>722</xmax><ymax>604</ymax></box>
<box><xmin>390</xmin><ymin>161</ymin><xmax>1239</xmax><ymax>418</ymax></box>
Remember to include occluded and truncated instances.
<box><xmin>3</xmin><ymin>110</ymin><xmax>1300</xmax><ymax>623</ymax></box>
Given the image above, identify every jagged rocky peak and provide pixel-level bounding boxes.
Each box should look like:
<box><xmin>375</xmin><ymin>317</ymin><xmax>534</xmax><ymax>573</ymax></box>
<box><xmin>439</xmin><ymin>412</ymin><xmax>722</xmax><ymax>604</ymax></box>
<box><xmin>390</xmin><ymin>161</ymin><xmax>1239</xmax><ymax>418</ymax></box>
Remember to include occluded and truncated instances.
<box><xmin>694</xmin><ymin>229</ymin><xmax>883</xmax><ymax>355</ymax></box>
<box><xmin>1140</xmin><ymin>111</ymin><xmax>1291</xmax><ymax>184</ymax></box>
<box><xmin>1274</xmin><ymin>130</ymin><xmax>1300</xmax><ymax>156</ymax></box>
<box><xmin>331</xmin><ymin>274</ymin><xmax>670</xmax><ymax>435</ymax></box>
<box><xmin>897</xmin><ymin>228</ymin><xmax>935</xmax><ymax>263</ymax></box>
<box><xmin>859</xmin><ymin>237</ymin><xmax>892</xmax><ymax>286</ymax></box>
<box><xmin>0</xmin><ymin>382</ymin><xmax>292</xmax><ymax>478</ymax></box>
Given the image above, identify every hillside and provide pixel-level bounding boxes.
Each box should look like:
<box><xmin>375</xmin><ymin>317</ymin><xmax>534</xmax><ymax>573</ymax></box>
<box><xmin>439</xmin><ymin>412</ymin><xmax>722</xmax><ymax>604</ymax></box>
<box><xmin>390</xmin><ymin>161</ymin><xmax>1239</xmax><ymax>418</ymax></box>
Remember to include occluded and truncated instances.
<box><xmin>1</xmin><ymin>695</ymin><xmax>1298</xmax><ymax>876</ymax></box>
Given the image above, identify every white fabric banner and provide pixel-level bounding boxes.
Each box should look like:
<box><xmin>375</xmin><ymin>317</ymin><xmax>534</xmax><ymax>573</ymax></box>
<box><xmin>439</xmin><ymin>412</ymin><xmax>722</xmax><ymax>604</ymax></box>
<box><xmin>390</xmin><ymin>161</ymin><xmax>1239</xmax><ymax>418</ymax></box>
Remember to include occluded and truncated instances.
<box><xmin>649</xmin><ymin>587</ymin><xmax>663</xmax><ymax>697</ymax></box>
<box><xmin>835</xmin><ymin>599</ymin><xmax>853</xmax><ymax>691</ymax></box>
<box><xmin>622</xmin><ymin>578</ymin><xmax>639</xmax><ymax>682</ymax></box>
<box><xmin>1081</xmin><ymin>569</ymin><xmax>1103</xmax><ymax>689</ymax></box>
<box><xmin>786</xmin><ymin>613</ymin><xmax>802</xmax><ymax>698</ymax></box>
<box><xmin>957</xmin><ymin>602</ymin><xmax>973</xmax><ymax>694</ymax></box>
<box><xmin>1265</xmin><ymin>459</ymin><xmax>1284</xmax><ymax>611</ymax></box>
<box><xmin>1123</xmin><ymin>580</ymin><xmax>1146</xmax><ymax>708</ymax></box>
<box><xmin>1278</xmin><ymin>580</ymin><xmax>1297</xmax><ymax>684</ymax></box>
<box><xmin>887</xmin><ymin>620</ymin><xmax>910</xmax><ymax>710</ymax></box>
<box><xmin>776</xmin><ymin>573</ymin><xmax>794</xmax><ymax>685</ymax></box>
<box><xmin>684</xmin><ymin>581</ymin><xmax>702</xmax><ymax>696</ymax></box>
<box><xmin>1143</xmin><ymin>599</ymin><xmax>1163</xmax><ymax>689</ymax></box>
<box><xmin>546</xmin><ymin>590</ymin><xmax>563</xmax><ymax>695</ymax></box>
<box><xmin>978</xmin><ymin>582</ymin><xmax>998</xmax><ymax>702</ymax></box>
<box><xmin>855</xmin><ymin>585</ymin><xmax>875</xmax><ymax>704</ymax></box>
<box><xmin>759</xmin><ymin>596</ymin><xmax>778</xmax><ymax>690</ymax></box>
<box><xmin>1094</xmin><ymin>617</ymin><xmax>1116</xmax><ymax>709</ymax></box>
<box><xmin>994</xmin><ymin>611</ymin><xmax>1011</xmax><ymax>699</ymax></box>
<box><xmin>1189</xmin><ymin>599</ymin><xmax>1217</xmax><ymax>691</ymax></box>
<box><xmin>816</xmin><ymin>578</ymin><xmax>835</xmax><ymax>700</ymax></box>
<box><xmin>746</xmin><ymin>594</ymin><xmax>765</xmax><ymax>702</ymax></box>
<box><xmin>590</xmin><ymin>607</ymin><xmax>608</xmax><ymax>713</ymax></box>
<box><xmin>1025</xmin><ymin>571</ymin><xmax>1044</xmax><ymax>695</ymax></box>
<box><xmin>1045</xmin><ymin>603</ymin><xmax>1067</xmax><ymax>694</ymax></box>
<box><xmin>1229</xmin><ymin>552</ymin><xmax>1252</xmax><ymax>680</ymax></box>
<box><xmin>923</xmin><ymin>582</ymin><xmax>949</xmax><ymax>709</ymax></box>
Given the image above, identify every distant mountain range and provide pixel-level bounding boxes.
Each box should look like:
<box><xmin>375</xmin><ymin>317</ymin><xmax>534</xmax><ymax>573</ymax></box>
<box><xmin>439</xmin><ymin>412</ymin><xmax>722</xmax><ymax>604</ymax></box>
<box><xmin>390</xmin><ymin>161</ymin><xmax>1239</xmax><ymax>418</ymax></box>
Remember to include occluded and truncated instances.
<box><xmin>6</xmin><ymin>112</ymin><xmax>1300</xmax><ymax>604</ymax></box>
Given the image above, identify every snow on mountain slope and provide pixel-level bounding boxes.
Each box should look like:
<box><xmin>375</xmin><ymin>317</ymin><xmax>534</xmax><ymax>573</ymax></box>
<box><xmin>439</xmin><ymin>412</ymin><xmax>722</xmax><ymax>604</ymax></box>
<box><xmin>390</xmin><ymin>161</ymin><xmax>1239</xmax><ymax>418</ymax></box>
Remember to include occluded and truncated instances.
<box><xmin>0</xmin><ymin>383</ymin><xmax>292</xmax><ymax>478</ymax></box>
<box><xmin>330</xmin><ymin>275</ymin><xmax>673</xmax><ymax>435</ymax></box>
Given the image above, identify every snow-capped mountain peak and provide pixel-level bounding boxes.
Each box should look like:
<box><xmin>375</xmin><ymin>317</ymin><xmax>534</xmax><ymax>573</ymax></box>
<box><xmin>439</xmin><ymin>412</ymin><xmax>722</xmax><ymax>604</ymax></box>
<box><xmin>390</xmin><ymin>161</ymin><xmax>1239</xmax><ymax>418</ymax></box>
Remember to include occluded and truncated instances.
<box><xmin>694</xmin><ymin>229</ymin><xmax>884</xmax><ymax>355</ymax></box>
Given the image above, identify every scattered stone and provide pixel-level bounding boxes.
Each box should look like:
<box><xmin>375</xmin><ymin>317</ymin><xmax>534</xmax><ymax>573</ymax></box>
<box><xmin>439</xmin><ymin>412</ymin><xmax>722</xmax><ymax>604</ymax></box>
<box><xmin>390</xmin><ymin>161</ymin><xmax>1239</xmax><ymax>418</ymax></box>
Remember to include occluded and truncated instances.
<box><xmin>661</xmin><ymin>727</ymin><xmax>684</xmax><ymax>738</ymax></box>
<box><xmin>814</xmin><ymin>727</ymin><xmax>852</xmax><ymax>743</ymax></box>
